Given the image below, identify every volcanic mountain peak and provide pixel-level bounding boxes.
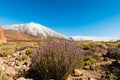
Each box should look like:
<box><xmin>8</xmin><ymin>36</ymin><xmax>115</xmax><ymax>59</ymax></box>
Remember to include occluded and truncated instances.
<box><xmin>4</xmin><ymin>22</ymin><xmax>119</xmax><ymax>42</ymax></box>
<box><xmin>4</xmin><ymin>22</ymin><xmax>68</xmax><ymax>39</ymax></box>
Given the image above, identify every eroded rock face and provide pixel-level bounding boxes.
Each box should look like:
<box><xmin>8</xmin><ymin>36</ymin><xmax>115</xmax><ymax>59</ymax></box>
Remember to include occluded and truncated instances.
<box><xmin>0</xmin><ymin>27</ymin><xmax>7</xmax><ymax>43</ymax></box>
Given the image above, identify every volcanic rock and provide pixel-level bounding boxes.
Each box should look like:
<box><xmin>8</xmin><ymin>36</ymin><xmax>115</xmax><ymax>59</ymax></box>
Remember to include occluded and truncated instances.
<box><xmin>0</xmin><ymin>27</ymin><xmax>7</xmax><ymax>42</ymax></box>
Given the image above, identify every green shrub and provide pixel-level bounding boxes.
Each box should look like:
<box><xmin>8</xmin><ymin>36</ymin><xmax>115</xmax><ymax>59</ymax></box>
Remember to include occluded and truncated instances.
<box><xmin>0</xmin><ymin>70</ymin><xmax>9</xmax><ymax>80</ymax></box>
<box><xmin>15</xmin><ymin>42</ymin><xmax>28</xmax><ymax>51</ymax></box>
<box><xmin>22</xmin><ymin>55</ymin><xmax>29</xmax><ymax>61</ymax></box>
<box><xmin>84</xmin><ymin>56</ymin><xmax>96</xmax><ymax>65</ymax></box>
<box><xmin>15</xmin><ymin>46</ymin><xmax>27</xmax><ymax>51</ymax></box>
<box><xmin>26</xmin><ymin>48</ymin><xmax>34</xmax><ymax>55</ymax></box>
<box><xmin>31</xmin><ymin>41</ymin><xmax>84</xmax><ymax>80</ymax></box>
<box><xmin>0</xmin><ymin>50</ymin><xmax>14</xmax><ymax>57</ymax></box>
<box><xmin>81</xmin><ymin>42</ymin><xmax>95</xmax><ymax>50</ymax></box>
<box><xmin>105</xmin><ymin>42</ymin><xmax>120</xmax><ymax>47</ymax></box>
<box><xmin>0</xmin><ymin>43</ymin><xmax>3</xmax><ymax>46</ymax></box>
<box><xmin>107</xmin><ymin>73</ymin><xmax>118</xmax><ymax>80</ymax></box>
<box><xmin>75</xmin><ymin>57</ymin><xmax>85</xmax><ymax>68</ymax></box>
<box><xmin>76</xmin><ymin>56</ymin><xmax>96</xmax><ymax>68</ymax></box>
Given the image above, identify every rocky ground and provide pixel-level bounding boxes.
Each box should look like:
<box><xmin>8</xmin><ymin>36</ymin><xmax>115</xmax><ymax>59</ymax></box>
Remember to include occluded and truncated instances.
<box><xmin>0</xmin><ymin>41</ymin><xmax>119</xmax><ymax>80</ymax></box>
<box><xmin>67</xmin><ymin>58</ymin><xmax>113</xmax><ymax>80</ymax></box>
<box><xmin>0</xmin><ymin>50</ymin><xmax>32</xmax><ymax>80</ymax></box>
<box><xmin>0</xmin><ymin>49</ymin><xmax>113</xmax><ymax>80</ymax></box>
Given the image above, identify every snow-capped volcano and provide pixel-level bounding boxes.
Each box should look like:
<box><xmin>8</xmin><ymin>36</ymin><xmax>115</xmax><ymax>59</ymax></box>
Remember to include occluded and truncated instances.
<box><xmin>4</xmin><ymin>22</ymin><xmax>69</xmax><ymax>39</ymax></box>
<box><xmin>3</xmin><ymin>22</ymin><xmax>120</xmax><ymax>42</ymax></box>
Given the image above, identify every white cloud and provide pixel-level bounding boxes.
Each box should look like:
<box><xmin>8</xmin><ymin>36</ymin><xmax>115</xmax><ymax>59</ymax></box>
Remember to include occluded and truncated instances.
<box><xmin>71</xmin><ymin>36</ymin><xmax>120</xmax><ymax>41</ymax></box>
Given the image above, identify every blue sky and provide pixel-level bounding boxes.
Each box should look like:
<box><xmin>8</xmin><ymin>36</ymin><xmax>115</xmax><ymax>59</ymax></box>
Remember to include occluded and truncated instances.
<box><xmin>0</xmin><ymin>0</ymin><xmax>120</xmax><ymax>37</ymax></box>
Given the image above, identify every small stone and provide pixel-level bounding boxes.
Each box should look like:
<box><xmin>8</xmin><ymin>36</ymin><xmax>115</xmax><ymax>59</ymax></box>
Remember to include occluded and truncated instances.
<box><xmin>90</xmin><ymin>65</ymin><xmax>95</xmax><ymax>70</ymax></box>
<box><xmin>11</xmin><ymin>62</ymin><xmax>15</xmax><ymax>67</ymax></box>
<box><xmin>84</xmin><ymin>66</ymin><xmax>90</xmax><ymax>70</ymax></box>
<box><xmin>103</xmin><ymin>57</ymin><xmax>109</xmax><ymax>61</ymax></box>
<box><xmin>20</xmin><ymin>50</ymin><xmax>26</xmax><ymax>55</ymax></box>
<box><xmin>73</xmin><ymin>69</ymin><xmax>82</xmax><ymax>76</ymax></box>
<box><xmin>14</xmin><ymin>66</ymin><xmax>21</xmax><ymax>71</ymax></box>
<box><xmin>13</xmin><ymin>53</ymin><xmax>18</xmax><ymax>57</ymax></box>
<box><xmin>16</xmin><ymin>61</ymin><xmax>22</xmax><ymax>66</ymax></box>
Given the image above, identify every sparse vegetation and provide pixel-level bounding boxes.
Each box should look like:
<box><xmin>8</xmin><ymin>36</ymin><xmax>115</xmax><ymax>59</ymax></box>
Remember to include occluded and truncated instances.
<box><xmin>104</xmin><ymin>41</ymin><xmax>120</xmax><ymax>47</ymax></box>
<box><xmin>22</xmin><ymin>55</ymin><xmax>29</xmax><ymax>61</ymax></box>
<box><xmin>0</xmin><ymin>50</ymin><xmax>14</xmax><ymax>57</ymax></box>
<box><xmin>0</xmin><ymin>46</ymin><xmax>15</xmax><ymax>57</ymax></box>
<box><xmin>15</xmin><ymin>42</ymin><xmax>28</xmax><ymax>51</ymax></box>
<box><xmin>1</xmin><ymin>41</ymin><xmax>120</xmax><ymax>80</ymax></box>
<box><xmin>26</xmin><ymin>47</ymin><xmax>34</xmax><ymax>55</ymax></box>
<box><xmin>0</xmin><ymin>70</ymin><xmax>9</xmax><ymax>80</ymax></box>
<box><xmin>75</xmin><ymin>55</ymin><xmax>96</xmax><ymax>69</ymax></box>
<box><xmin>84</xmin><ymin>56</ymin><xmax>96</xmax><ymax>65</ymax></box>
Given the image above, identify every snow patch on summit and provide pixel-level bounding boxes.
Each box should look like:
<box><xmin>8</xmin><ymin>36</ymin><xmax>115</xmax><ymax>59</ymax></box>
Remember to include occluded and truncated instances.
<box><xmin>4</xmin><ymin>22</ymin><xmax>69</xmax><ymax>39</ymax></box>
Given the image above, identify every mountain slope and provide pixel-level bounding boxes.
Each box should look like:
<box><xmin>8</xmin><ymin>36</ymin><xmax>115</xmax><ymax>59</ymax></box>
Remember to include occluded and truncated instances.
<box><xmin>4</xmin><ymin>22</ymin><xmax>68</xmax><ymax>40</ymax></box>
<box><xmin>3</xmin><ymin>30</ymin><xmax>44</xmax><ymax>41</ymax></box>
